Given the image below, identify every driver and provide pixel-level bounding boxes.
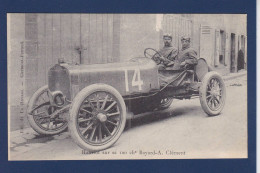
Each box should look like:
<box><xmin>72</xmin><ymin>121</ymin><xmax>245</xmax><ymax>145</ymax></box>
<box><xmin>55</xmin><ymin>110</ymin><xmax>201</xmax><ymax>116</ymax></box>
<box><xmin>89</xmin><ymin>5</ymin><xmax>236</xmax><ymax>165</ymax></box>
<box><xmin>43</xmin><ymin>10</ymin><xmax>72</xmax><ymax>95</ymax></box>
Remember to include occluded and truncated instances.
<box><xmin>156</xmin><ymin>33</ymin><xmax>178</xmax><ymax>70</ymax></box>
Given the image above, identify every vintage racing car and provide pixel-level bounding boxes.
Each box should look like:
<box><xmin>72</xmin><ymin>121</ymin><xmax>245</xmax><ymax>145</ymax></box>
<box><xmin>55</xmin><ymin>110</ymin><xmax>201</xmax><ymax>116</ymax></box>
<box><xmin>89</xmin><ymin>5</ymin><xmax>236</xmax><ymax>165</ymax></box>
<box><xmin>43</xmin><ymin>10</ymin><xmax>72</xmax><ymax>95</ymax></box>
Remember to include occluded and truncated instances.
<box><xmin>27</xmin><ymin>48</ymin><xmax>226</xmax><ymax>151</ymax></box>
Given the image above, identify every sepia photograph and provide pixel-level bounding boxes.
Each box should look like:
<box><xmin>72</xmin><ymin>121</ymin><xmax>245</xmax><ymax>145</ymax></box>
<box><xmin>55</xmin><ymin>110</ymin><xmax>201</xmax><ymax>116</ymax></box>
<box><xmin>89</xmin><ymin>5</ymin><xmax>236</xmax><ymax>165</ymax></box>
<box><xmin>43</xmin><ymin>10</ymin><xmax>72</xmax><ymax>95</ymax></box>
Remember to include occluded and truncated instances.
<box><xmin>7</xmin><ymin>13</ymin><xmax>247</xmax><ymax>160</ymax></box>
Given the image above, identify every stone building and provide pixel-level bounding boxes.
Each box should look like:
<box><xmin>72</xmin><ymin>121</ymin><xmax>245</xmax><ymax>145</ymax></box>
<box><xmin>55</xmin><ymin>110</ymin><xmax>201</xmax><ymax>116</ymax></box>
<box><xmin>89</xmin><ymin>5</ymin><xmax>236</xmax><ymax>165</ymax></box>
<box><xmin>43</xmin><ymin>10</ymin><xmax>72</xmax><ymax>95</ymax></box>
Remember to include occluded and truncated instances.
<box><xmin>160</xmin><ymin>14</ymin><xmax>247</xmax><ymax>74</ymax></box>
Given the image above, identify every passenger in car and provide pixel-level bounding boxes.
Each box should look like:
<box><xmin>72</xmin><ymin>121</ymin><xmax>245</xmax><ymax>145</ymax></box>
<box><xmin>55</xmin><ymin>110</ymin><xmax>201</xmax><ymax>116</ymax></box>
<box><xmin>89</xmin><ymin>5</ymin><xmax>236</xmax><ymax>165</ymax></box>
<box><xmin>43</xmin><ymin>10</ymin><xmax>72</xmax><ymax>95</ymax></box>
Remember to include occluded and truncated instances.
<box><xmin>177</xmin><ymin>36</ymin><xmax>198</xmax><ymax>69</ymax></box>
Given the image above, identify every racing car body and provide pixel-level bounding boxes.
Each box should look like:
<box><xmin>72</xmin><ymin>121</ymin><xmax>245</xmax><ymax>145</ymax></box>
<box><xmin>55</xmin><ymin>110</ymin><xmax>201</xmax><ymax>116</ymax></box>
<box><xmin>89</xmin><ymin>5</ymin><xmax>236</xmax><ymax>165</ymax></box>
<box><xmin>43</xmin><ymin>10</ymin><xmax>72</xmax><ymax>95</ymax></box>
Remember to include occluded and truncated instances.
<box><xmin>48</xmin><ymin>57</ymin><xmax>160</xmax><ymax>101</ymax></box>
<box><xmin>27</xmin><ymin>48</ymin><xmax>226</xmax><ymax>152</ymax></box>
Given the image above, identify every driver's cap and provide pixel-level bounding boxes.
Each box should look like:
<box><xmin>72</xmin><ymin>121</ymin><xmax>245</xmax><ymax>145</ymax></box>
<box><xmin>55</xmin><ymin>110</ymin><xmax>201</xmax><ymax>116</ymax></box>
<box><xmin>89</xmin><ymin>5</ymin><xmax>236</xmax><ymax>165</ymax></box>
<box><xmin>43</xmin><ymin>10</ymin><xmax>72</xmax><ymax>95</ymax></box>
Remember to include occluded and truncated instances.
<box><xmin>163</xmin><ymin>33</ymin><xmax>172</xmax><ymax>39</ymax></box>
<box><xmin>181</xmin><ymin>36</ymin><xmax>191</xmax><ymax>42</ymax></box>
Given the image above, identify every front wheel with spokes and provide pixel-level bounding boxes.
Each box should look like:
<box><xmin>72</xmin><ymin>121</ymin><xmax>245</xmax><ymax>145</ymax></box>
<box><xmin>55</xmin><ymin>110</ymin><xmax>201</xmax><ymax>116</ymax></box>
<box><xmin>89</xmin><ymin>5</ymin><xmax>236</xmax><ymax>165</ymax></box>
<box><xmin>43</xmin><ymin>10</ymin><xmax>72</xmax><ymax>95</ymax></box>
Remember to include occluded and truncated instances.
<box><xmin>199</xmin><ymin>71</ymin><xmax>226</xmax><ymax>116</ymax></box>
<box><xmin>69</xmin><ymin>84</ymin><xmax>126</xmax><ymax>151</ymax></box>
<box><xmin>27</xmin><ymin>85</ymin><xmax>68</xmax><ymax>135</ymax></box>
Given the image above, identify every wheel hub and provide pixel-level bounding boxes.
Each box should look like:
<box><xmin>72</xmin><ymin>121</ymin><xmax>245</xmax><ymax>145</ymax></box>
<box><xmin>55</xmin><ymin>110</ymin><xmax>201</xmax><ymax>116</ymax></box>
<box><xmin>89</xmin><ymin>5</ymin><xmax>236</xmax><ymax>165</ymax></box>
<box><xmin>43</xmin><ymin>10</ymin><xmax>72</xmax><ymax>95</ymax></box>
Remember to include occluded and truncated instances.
<box><xmin>211</xmin><ymin>87</ymin><xmax>219</xmax><ymax>97</ymax></box>
<box><xmin>97</xmin><ymin>113</ymin><xmax>107</xmax><ymax>122</ymax></box>
<box><xmin>211</xmin><ymin>90</ymin><xmax>218</xmax><ymax>97</ymax></box>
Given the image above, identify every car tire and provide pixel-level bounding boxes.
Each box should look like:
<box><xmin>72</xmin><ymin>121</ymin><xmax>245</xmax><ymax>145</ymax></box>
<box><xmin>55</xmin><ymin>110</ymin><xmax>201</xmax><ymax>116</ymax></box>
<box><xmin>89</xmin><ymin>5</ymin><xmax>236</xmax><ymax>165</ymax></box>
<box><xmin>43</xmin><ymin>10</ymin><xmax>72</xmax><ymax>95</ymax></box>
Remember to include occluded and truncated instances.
<box><xmin>27</xmin><ymin>85</ymin><xmax>68</xmax><ymax>135</ymax></box>
<box><xmin>69</xmin><ymin>84</ymin><xmax>126</xmax><ymax>151</ymax></box>
<box><xmin>157</xmin><ymin>98</ymin><xmax>173</xmax><ymax>110</ymax></box>
<box><xmin>199</xmin><ymin>71</ymin><xmax>226</xmax><ymax>116</ymax></box>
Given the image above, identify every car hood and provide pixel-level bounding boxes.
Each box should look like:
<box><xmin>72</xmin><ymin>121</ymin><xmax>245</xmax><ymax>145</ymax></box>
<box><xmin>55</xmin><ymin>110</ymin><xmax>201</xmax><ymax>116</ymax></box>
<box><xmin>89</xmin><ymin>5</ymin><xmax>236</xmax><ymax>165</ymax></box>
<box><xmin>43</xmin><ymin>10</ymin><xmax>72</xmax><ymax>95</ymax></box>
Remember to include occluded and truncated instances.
<box><xmin>60</xmin><ymin>57</ymin><xmax>156</xmax><ymax>73</ymax></box>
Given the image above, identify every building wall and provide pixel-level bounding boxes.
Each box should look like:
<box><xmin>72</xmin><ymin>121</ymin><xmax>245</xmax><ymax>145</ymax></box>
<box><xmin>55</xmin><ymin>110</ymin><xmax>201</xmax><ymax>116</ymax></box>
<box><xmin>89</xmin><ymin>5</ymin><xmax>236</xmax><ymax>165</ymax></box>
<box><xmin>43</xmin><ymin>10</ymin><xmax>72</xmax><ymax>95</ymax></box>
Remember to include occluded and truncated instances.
<box><xmin>8</xmin><ymin>14</ymin><xmax>27</xmax><ymax>130</ymax></box>
<box><xmin>199</xmin><ymin>26</ymin><xmax>215</xmax><ymax>66</ymax></box>
<box><xmin>119</xmin><ymin>14</ymin><xmax>160</xmax><ymax>61</ymax></box>
<box><xmin>192</xmin><ymin>14</ymin><xmax>247</xmax><ymax>73</ymax></box>
<box><xmin>8</xmin><ymin>13</ymin><xmax>121</xmax><ymax>106</ymax></box>
<box><xmin>8</xmin><ymin>14</ymin><xmax>25</xmax><ymax>106</ymax></box>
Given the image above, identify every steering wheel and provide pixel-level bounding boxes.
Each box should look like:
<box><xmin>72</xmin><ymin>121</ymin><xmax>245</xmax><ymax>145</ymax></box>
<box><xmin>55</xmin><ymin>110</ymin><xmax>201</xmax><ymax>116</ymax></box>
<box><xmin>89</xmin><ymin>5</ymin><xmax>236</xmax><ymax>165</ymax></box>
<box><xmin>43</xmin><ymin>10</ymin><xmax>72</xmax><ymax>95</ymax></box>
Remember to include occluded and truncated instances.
<box><xmin>144</xmin><ymin>48</ymin><xmax>162</xmax><ymax>65</ymax></box>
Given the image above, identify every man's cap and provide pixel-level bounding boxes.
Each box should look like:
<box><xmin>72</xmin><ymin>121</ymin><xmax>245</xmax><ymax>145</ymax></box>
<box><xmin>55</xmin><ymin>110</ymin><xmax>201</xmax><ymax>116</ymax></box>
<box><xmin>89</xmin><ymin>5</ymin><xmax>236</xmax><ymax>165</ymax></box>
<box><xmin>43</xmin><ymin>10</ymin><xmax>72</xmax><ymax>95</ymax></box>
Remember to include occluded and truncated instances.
<box><xmin>163</xmin><ymin>33</ymin><xmax>172</xmax><ymax>39</ymax></box>
<box><xmin>181</xmin><ymin>36</ymin><xmax>191</xmax><ymax>41</ymax></box>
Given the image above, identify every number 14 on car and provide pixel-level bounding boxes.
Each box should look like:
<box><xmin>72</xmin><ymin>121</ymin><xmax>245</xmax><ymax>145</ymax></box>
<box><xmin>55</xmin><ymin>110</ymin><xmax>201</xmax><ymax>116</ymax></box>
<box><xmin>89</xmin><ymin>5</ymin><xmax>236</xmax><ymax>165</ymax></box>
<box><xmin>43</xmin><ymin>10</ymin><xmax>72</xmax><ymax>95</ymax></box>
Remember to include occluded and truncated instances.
<box><xmin>124</xmin><ymin>68</ymin><xmax>144</xmax><ymax>92</ymax></box>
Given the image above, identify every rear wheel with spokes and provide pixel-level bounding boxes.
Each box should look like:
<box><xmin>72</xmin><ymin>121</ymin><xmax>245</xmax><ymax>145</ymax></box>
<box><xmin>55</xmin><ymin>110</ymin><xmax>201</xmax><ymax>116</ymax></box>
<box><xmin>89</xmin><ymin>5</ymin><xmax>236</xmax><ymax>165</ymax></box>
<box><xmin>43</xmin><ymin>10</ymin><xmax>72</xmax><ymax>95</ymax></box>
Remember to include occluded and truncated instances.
<box><xmin>69</xmin><ymin>84</ymin><xmax>126</xmax><ymax>151</ymax></box>
<box><xmin>199</xmin><ymin>71</ymin><xmax>226</xmax><ymax>116</ymax></box>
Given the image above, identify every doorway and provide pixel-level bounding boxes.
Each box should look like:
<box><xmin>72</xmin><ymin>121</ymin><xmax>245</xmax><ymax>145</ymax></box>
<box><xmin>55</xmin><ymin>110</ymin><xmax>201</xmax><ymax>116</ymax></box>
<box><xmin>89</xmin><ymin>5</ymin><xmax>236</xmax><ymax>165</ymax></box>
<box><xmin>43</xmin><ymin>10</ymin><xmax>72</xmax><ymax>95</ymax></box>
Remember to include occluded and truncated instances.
<box><xmin>219</xmin><ymin>30</ymin><xmax>226</xmax><ymax>65</ymax></box>
<box><xmin>230</xmin><ymin>33</ymin><xmax>236</xmax><ymax>72</ymax></box>
<box><xmin>237</xmin><ymin>35</ymin><xmax>245</xmax><ymax>70</ymax></box>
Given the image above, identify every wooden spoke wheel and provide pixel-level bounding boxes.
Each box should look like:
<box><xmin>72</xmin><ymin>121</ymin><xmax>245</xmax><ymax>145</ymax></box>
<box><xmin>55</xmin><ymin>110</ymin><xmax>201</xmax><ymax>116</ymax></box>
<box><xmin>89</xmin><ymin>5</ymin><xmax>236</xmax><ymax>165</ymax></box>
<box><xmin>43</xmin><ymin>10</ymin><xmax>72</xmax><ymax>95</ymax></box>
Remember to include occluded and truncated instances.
<box><xmin>69</xmin><ymin>84</ymin><xmax>126</xmax><ymax>151</ymax></box>
<box><xmin>27</xmin><ymin>85</ymin><xmax>68</xmax><ymax>135</ymax></box>
<box><xmin>199</xmin><ymin>71</ymin><xmax>226</xmax><ymax>116</ymax></box>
